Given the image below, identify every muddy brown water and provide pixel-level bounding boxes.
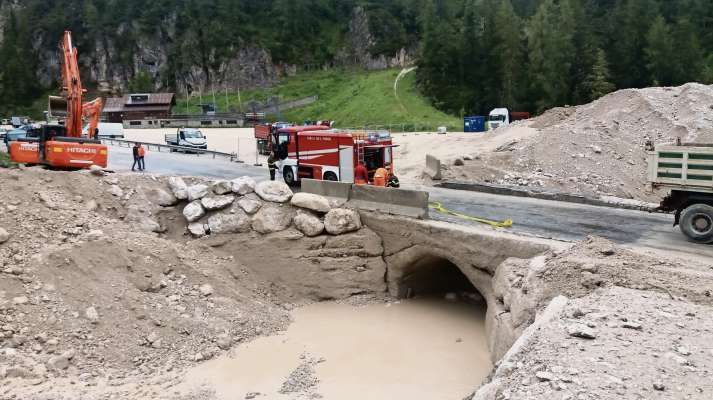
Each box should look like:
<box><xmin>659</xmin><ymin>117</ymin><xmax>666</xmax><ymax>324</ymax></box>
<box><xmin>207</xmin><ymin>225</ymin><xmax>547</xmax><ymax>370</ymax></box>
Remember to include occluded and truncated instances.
<box><xmin>183</xmin><ymin>297</ymin><xmax>491</xmax><ymax>399</ymax></box>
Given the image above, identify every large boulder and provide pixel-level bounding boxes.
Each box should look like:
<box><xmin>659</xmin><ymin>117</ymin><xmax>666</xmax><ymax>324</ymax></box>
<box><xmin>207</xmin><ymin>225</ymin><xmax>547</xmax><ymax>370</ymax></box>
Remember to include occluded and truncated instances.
<box><xmin>324</xmin><ymin>208</ymin><xmax>362</xmax><ymax>235</ymax></box>
<box><xmin>187</xmin><ymin>184</ymin><xmax>210</xmax><ymax>202</ymax></box>
<box><xmin>293</xmin><ymin>212</ymin><xmax>324</xmax><ymax>237</ymax></box>
<box><xmin>232</xmin><ymin>176</ymin><xmax>256</xmax><ymax>195</ymax></box>
<box><xmin>146</xmin><ymin>187</ymin><xmax>178</xmax><ymax>207</ymax></box>
<box><xmin>290</xmin><ymin>193</ymin><xmax>331</xmax><ymax>213</ymax></box>
<box><xmin>212</xmin><ymin>181</ymin><xmax>233</xmax><ymax>195</ymax></box>
<box><xmin>187</xmin><ymin>223</ymin><xmax>207</xmax><ymax>237</ymax></box>
<box><xmin>168</xmin><ymin>177</ymin><xmax>189</xmax><ymax>200</ymax></box>
<box><xmin>183</xmin><ymin>201</ymin><xmax>206</xmax><ymax>222</ymax></box>
<box><xmin>255</xmin><ymin>181</ymin><xmax>293</xmax><ymax>203</ymax></box>
<box><xmin>0</xmin><ymin>227</ymin><xmax>10</xmax><ymax>244</ymax></box>
<box><xmin>201</xmin><ymin>195</ymin><xmax>235</xmax><ymax>211</ymax></box>
<box><xmin>125</xmin><ymin>205</ymin><xmax>161</xmax><ymax>233</ymax></box>
<box><xmin>237</xmin><ymin>196</ymin><xmax>262</xmax><ymax>214</ymax></box>
<box><xmin>251</xmin><ymin>204</ymin><xmax>295</xmax><ymax>234</ymax></box>
<box><xmin>208</xmin><ymin>210</ymin><xmax>251</xmax><ymax>234</ymax></box>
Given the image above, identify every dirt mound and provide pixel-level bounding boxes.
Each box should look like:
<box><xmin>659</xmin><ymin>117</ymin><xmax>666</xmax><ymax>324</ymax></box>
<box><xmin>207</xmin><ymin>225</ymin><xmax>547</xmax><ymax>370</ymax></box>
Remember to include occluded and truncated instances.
<box><xmin>0</xmin><ymin>168</ymin><xmax>387</xmax><ymax>399</ymax></box>
<box><xmin>444</xmin><ymin>83</ymin><xmax>713</xmax><ymax>201</ymax></box>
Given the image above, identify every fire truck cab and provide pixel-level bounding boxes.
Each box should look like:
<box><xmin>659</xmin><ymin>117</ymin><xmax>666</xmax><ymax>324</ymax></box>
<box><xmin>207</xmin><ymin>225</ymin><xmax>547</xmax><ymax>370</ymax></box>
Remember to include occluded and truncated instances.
<box><xmin>274</xmin><ymin>126</ymin><xmax>396</xmax><ymax>186</ymax></box>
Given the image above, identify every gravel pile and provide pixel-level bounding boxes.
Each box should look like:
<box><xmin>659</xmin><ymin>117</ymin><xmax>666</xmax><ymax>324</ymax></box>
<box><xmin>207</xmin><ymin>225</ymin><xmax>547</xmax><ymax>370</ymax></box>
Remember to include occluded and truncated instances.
<box><xmin>446</xmin><ymin>83</ymin><xmax>713</xmax><ymax>201</ymax></box>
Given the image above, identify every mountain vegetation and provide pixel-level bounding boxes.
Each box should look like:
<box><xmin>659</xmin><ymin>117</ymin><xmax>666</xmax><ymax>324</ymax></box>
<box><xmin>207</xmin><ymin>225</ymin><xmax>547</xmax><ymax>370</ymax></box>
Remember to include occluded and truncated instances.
<box><xmin>0</xmin><ymin>0</ymin><xmax>712</xmax><ymax>118</ymax></box>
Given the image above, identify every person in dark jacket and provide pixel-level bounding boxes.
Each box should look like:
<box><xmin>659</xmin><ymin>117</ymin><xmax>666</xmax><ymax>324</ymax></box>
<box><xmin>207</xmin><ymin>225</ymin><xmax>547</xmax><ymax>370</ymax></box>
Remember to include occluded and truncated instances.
<box><xmin>267</xmin><ymin>152</ymin><xmax>277</xmax><ymax>181</ymax></box>
<box><xmin>132</xmin><ymin>142</ymin><xmax>141</xmax><ymax>171</ymax></box>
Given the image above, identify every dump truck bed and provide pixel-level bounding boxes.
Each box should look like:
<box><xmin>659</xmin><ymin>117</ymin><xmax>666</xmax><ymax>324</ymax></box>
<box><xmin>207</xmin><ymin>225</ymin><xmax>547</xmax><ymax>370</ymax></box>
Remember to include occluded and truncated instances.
<box><xmin>648</xmin><ymin>144</ymin><xmax>713</xmax><ymax>193</ymax></box>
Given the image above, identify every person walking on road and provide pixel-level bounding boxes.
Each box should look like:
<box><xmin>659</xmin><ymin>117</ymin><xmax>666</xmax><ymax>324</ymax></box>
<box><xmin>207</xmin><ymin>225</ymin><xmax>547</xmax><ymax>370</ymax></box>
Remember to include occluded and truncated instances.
<box><xmin>132</xmin><ymin>142</ymin><xmax>141</xmax><ymax>171</ymax></box>
<box><xmin>267</xmin><ymin>152</ymin><xmax>277</xmax><ymax>181</ymax></box>
<box><xmin>138</xmin><ymin>144</ymin><xmax>146</xmax><ymax>171</ymax></box>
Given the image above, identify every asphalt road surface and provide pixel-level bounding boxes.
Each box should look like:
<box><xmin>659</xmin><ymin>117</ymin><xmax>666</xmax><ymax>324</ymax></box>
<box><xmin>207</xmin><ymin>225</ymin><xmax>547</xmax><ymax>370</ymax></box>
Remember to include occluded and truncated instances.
<box><xmin>108</xmin><ymin>145</ymin><xmax>713</xmax><ymax>259</ymax></box>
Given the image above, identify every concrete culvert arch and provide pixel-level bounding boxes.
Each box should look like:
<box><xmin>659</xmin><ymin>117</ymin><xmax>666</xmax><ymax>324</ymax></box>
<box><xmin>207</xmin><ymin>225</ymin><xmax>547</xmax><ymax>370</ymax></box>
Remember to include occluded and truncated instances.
<box><xmin>394</xmin><ymin>253</ymin><xmax>482</xmax><ymax>300</ymax></box>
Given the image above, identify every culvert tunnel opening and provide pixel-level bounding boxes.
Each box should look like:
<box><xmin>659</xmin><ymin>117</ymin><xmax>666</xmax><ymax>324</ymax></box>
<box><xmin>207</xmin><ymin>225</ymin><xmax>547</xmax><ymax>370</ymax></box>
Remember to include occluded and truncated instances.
<box><xmin>398</xmin><ymin>254</ymin><xmax>485</xmax><ymax>304</ymax></box>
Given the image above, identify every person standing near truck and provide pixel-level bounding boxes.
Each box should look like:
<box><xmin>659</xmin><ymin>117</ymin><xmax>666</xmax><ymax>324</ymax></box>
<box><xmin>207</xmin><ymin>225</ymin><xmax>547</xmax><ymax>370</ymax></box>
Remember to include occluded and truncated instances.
<box><xmin>132</xmin><ymin>142</ymin><xmax>141</xmax><ymax>171</ymax></box>
<box><xmin>267</xmin><ymin>152</ymin><xmax>277</xmax><ymax>181</ymax></box>
<box><xmin>138</xmin><ymin>144</ymin><xmax>146</xmax><ymax>171</ymax></box>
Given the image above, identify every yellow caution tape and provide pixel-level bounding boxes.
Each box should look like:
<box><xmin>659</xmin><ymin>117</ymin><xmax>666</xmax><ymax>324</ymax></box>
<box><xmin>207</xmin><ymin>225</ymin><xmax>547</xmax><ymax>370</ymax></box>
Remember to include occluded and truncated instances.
<box><xmin>429</xmin><ymin>201</ymin><xmax>513</xmax><ymax>228</ymax></box>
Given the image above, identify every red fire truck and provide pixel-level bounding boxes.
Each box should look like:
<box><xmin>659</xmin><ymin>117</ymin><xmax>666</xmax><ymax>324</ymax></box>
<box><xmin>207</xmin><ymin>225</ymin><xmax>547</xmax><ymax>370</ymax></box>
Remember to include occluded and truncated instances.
<box><xmin>272</xmin><ymin>127</ymin><xmax>397</xmax><ymax>186</ymax></box>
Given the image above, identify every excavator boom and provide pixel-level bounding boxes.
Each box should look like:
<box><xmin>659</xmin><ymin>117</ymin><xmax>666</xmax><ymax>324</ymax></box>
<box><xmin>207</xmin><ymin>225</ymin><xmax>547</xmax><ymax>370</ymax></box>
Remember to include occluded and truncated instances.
<box><xmin>9</xmin><ymin>30</ymin><xmax>108</xmax><ymax>168</ymax></box>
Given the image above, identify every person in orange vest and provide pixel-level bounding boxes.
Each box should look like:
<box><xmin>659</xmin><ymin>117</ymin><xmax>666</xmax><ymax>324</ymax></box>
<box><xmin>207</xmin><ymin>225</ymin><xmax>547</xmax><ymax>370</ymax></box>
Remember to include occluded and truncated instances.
<box><xmin>354</xmin><ymin>163</ymin><xmax>368</xmax><ymax>185</ymax></box>
<box><xmin>373</xmin><ymin>164</ymin><xmax>388</xmax><ymax>187</ymax></box>
<box><xmin>138</xmin><ymin>144</ymin><xmax>146</xmax><ymax>171</ymax></box>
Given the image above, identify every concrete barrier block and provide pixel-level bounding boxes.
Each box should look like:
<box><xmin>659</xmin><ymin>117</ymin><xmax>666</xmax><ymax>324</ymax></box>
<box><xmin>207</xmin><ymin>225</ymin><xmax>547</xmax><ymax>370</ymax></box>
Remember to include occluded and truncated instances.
<box><xmin>301</xmin><ymin>179</ymin><xmax>351</xmax><ymax>203</ymax></box>
<box><xmin>348</xmin><ymin>185</ymin><xmax>429</xmax><ymax>219</ymax></box>
<box><xmin>425</xmin><ymin>154</ymin><xmax>442</xmax><ymax>180</ymax></box>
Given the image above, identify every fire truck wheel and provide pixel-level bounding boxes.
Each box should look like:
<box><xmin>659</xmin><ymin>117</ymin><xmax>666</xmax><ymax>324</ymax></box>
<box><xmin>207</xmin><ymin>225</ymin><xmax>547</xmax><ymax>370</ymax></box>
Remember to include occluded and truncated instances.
<box><xmin>323</xmin><ymin>172</ymin><xmax>338</xmax><ymax>181</ymax></box>
<box><xmin>283</xmin><ymin>166</ymin><xmax>297</xmax><ymax>186</ymax></box>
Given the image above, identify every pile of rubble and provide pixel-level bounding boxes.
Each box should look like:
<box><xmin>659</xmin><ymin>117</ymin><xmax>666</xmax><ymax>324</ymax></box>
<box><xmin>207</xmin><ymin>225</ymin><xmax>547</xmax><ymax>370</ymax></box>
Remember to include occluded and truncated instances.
<box><xmin>444</xmin><ymin>83</ymin><xmax>713</xmax><ymax>201</ymax></box>
<box><xmin>0</xmin><ymin>167</ymin><xmax>374</xmax><ymax>399</ymax></box>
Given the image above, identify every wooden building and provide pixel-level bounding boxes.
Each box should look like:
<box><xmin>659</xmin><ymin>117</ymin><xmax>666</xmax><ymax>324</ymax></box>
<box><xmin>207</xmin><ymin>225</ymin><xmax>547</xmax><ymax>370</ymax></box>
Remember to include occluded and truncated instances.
<box><xmin>103</xmin><ymin>93</ymin><xmax>175</xmax><ymax>123</ymax></box>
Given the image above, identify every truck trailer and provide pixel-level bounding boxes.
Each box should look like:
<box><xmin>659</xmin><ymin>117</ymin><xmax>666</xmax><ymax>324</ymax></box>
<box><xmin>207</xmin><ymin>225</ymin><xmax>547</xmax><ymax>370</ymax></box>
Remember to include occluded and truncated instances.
<box><xmin>648</xmin><ymin>142</ymin><xmax>713</xmax><ymax>243</ymax></box>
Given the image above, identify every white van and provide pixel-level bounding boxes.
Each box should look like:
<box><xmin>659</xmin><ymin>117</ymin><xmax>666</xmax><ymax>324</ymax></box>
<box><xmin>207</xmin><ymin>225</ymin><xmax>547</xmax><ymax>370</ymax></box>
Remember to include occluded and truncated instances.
<box><xmin>83</xmin><ymin>122</ymin><xmax>125</xmax><ymax>138</ymax></box>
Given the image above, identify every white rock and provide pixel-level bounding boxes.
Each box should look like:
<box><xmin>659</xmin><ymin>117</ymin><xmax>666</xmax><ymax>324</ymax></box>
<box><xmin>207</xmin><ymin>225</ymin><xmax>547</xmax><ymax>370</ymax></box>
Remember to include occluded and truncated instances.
<box><xmin>146</xmin><ymin>187</ymin><xmax>178</xmax><ymax>207</ymax></box>
<box><xmin>0</xmin><ymin>228</ymin><xmax>9</xmax><ymax>244</ymax></box>
<box><xmin>12</xmin><ymin>296</ymin><xmax>28</xmax><ymax>305</ymax></box>
<box><xmin>187</xmin><ymin>223</ymin><xmax>207</xmax><ymax>237</ymax></box>
<box><xmin>237</xmin><ymin>197</ymin><xmax>262</xmax><ymax>214</ymax></box>
<box><xmin>255</xmin><ymin>181</ymin><xmax>293</xmax><ymax>203</ymax></box>
<box><xmin>592</xmin><ymin>145</ymin><xmax>603</xmax><ymax>154</ymax></box>
<box><xmin>216</xmin><ymin>334</ymin><xmax>232</xmax><ymax>350</ymax></box>
<box><xmin>183</xmin><ymin>201</ymin><xmax>206</xmax><ymax>222</ymax></box>
<box><xmin>251</xmin><ymin>204</ymin><xmax>295</xmax><ymax>234</ymax></box>
<box><xmin>201</xmin><ymin>195</ymin><xmax>235</xmax><ymax>211</ymax></box>
<box><xmin>293</xmin><ymin>212</ymin><xmax>324</xmax><ymax>237</ymax></box>
<box><xmin>108</xmin><ymin>185</ymin><xmax>123</xmax><ymax>197</ymax></box>
<box><xmin>187</xmin><ymin>184</ymin><xmax>210</xmax><ymax>201</ymax></box>
<box><xmin>85</xmin><ymin>306</ymin><xmax>99</xmax><ymax>324</ymax></box>
<box><xmin>291</xmin><ymin>192</ymin><xmax>331</xmax><ymax>213</ymax></box>
<box><xmin>231</xmin><ymin>176</ymin><xmax>256</xmax><ymax>195</ymax></box>
<box><xmin>212</xmin><ymin>181</ymin><xmax>233</xmax><ymax>195</ymax></box>
<box><xmin>125</xmin><ymin>205</ymin><xmax>162</xmax><ymax>233</ymax></box>
<box><xmin>168</xmin><ymin>177</ymin><xmax>189</xmax><ymax>200</ymax></box>
<box><xmin>208</xmin><ymin>211</ymin><xmax>251</xmax><ymax>234</ymax></box>
<box><xmin>86</xmin><ymin>229</ymin><xmax>104</xmax><ymax>241</ymax></box>
<box><xmin>47</xmin><ymin>355</ymin><xmax>71</xmax><ymax>370</ymax></box>
<box><xmin>199</xmin><ymin>284</ymin><xmax>213</xmax><ymax>296</ymax></box>
<box><xmin>324</xmin><ymin>208</ymin><xmax>362</xmax><ymax>235</ymax></box>
<box><xmin>89</xmin><ymin>165</ymin><xmax>105</xmax><ymax>176</ymax></box>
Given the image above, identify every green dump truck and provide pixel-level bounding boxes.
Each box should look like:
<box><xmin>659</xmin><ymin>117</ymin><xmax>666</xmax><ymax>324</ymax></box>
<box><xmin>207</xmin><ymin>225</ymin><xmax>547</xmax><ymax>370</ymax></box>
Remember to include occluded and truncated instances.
<box><xmin>648</xmin><ymin>143</ymin><xmax>713</xmax><ymax>243</ymax></box>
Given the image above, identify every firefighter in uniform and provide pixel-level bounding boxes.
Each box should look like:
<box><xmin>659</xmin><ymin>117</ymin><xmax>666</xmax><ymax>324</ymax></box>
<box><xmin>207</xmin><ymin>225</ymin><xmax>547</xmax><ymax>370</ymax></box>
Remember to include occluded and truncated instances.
<box><xmin>267</xmin><ymin>152</ymin><xmax>278</xmax><ymax>181</ymax></box>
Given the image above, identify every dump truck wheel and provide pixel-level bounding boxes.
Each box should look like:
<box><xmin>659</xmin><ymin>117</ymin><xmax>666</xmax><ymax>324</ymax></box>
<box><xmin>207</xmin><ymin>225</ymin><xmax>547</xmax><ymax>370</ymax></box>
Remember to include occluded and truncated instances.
<box><xmin>680</xmin><ymin>203</ymin><xmax>713</xmax><ymax>244</ymax></box>
<box><xmin>283</xmin><ymin>166</ymin><xmax>296</xmax><ymax>186</ymax></box>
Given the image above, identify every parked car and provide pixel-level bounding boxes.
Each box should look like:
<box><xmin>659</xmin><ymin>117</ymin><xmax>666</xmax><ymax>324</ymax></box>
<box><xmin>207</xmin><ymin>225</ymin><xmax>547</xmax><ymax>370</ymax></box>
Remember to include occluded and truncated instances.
<box><xmin>165</xmin><ymin>128</ymin><xmax>208</xmax><ymax>151</ymax></box>
<box><xmin>3</xmin><ymin>125</ymin><xmax>31</xmax><ymax>148</ymax></box>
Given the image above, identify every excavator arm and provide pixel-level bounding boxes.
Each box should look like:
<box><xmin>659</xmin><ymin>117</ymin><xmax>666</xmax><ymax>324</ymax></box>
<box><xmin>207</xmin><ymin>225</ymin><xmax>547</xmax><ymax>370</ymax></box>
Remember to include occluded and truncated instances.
<box><xmin>62</xmin><ymin>31</ymin><xmax>85</xmax><ymax>137</ymax></box>
<box><xmin>82</xmin><ymin>98</ymin><xmax>104</xmax><ymax>139</ymax></box>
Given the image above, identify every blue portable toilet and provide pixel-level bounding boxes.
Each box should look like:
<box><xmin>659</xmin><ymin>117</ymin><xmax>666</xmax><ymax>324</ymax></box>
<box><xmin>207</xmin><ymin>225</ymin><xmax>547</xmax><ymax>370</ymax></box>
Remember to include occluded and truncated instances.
<box><xmin>464</xmin><ymin>116</ymin><xmax>486</xmax><ymax>132</ymax></box>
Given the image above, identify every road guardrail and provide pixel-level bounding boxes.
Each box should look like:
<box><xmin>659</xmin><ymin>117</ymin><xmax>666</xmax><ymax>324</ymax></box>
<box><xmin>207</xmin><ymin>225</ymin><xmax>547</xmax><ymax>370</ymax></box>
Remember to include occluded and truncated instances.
<box><xmin>101</xmin><ymin>138</ymin><xmax>242</xmax><ymax>163</ymax></box>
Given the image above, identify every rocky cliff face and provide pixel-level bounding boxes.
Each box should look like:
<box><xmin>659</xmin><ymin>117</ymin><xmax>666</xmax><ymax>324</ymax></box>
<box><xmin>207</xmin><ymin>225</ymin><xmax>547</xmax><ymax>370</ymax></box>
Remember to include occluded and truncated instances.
<box><xmin>24</xmin><ymin>5</ymin><xmax>415</xmax><ymax>95</ymax></box>
<box><xmin>346</xmin><ymin>6</ymin><xmax>415</xmax><ymax>71</ymax></box>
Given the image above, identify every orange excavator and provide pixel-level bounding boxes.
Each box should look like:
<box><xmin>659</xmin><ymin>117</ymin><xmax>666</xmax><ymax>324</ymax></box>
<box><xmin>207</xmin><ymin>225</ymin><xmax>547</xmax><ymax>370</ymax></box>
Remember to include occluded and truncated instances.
<box><xmin>10</xmin><ymin>31</ymin><xmax>107</xmax><ymax>168</ymax></box>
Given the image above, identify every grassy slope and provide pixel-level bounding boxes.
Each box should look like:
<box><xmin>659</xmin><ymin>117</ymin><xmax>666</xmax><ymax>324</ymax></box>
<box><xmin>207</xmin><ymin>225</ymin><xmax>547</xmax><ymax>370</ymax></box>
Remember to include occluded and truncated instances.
<box><xmin>175</xmin><ymin>68</ymin><xmax>461</xmax><ymax>130</ymax></box>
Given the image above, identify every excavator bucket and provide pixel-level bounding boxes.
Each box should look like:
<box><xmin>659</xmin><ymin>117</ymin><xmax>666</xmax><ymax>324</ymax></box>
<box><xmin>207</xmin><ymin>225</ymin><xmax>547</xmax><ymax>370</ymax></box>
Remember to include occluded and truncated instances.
<box><xmin>48</xmin><ymin>96</ymin><xmax>68</xmax><ymax>118</ymax></box>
